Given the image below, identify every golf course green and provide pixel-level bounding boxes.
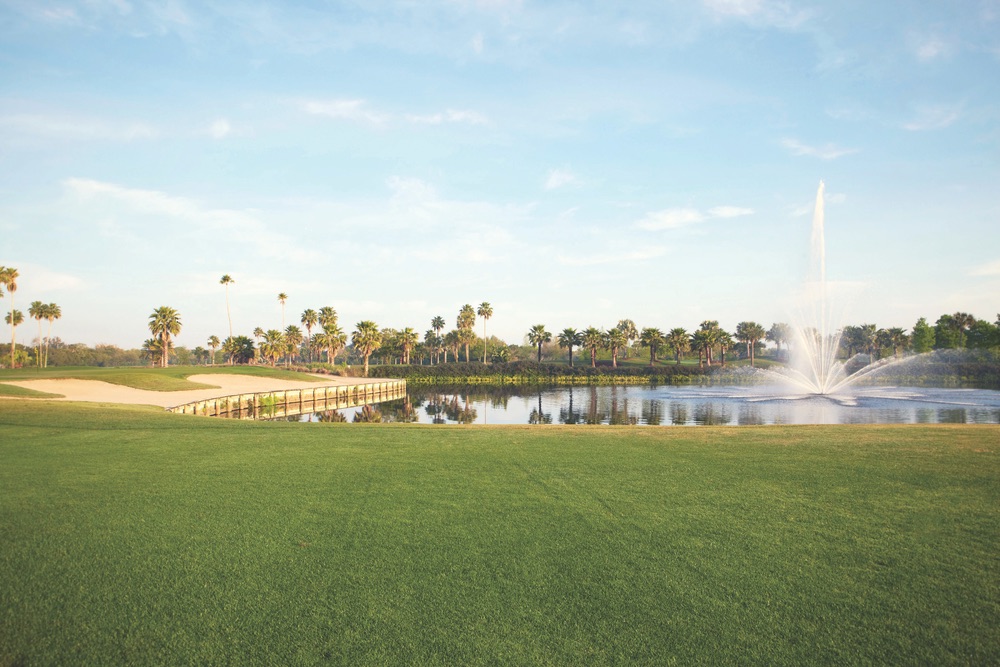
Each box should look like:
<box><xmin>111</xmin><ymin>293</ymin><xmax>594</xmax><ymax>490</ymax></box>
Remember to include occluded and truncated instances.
<box><xmin>1</xmin><ymin>399</ymin><xmax>997</xmax><ymax>665</ymax></box>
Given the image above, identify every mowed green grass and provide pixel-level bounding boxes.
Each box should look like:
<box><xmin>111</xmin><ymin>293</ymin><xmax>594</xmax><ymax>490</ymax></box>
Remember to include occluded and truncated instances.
<box><xmin>0</xmin><ymin>365</ymin><xmax>326</xmax><ymax>394</ymax></box>
<box><xmin>1</xmin><ymin>402</ymin><xmax>998</xmax><ymax>665</ymax></box>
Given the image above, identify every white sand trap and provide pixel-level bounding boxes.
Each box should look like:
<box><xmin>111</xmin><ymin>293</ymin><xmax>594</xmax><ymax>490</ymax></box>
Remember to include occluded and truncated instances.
<box><xmin>2</xmin><ymin>373</ymin><xmax>382</xmax><ymax>408</ymax></box>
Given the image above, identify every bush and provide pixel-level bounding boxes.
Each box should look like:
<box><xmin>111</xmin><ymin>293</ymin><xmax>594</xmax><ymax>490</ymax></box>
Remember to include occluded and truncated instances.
<box><xmin>367</xmin><ymin>361</ymin><xmax>713</xmax><ymax>385</ymax></box>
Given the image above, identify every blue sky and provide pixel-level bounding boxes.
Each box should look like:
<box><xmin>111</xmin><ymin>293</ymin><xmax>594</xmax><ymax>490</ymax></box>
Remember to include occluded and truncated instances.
<box><xmin>2</xmin><ymin>0</ymin><xmax>998</xmax><ymax>349</ymax></box>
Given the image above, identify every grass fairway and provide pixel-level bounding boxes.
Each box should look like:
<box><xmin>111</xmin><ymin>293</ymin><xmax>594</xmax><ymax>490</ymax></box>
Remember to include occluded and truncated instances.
<box><xmin>0</xmin><ymin>365</ymin><xmax>327</xmax><ymax>392</ymax></box>
<box><xmin>1</xmin><ymin>402</ymin><xmax>998</xmax><ymax>665</ymax></box>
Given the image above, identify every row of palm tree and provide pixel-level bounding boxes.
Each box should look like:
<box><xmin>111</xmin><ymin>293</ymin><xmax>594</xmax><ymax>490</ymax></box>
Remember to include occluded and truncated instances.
<box><xmin>27</xmin><ymin>301</ymin><xmax>62</xmax><ymax>368</ymax></box>
<box><xmin>1</xmin><ymin>266</ymin><xmax>63</xmax><ymax>369</ymax></box>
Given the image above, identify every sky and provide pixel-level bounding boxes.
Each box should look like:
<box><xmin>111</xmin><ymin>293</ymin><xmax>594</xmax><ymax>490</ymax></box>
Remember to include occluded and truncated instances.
<box><xmin>1</xmin><ymin>0</ymin><xmax>998</xmax><ymax>349</ymax></box>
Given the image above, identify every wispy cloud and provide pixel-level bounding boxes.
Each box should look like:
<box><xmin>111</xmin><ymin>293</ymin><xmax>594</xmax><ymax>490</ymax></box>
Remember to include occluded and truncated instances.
<box><xmin>405</xmin><ymin>109</ymin><xmax>490</xmax><ymax>125</ymax></box>
<box><xmin>302</xmin><ymin>99</ymin><xmax>389</xmax><ymax>124</ymax></box>
<box><xmin>0</xmin><ymin>114</ymin><xmax>157</xmax><ymax>141</ymax></box>
<box><xmin>635</xmin><ymin>205</ymin><xmax>752</xmax><ymax>231</ymax></box>
<box><xmin>703</xmin><ymin>0</ymin><xmax>810</xmax><ymax>29</ymax></box>
<box><xmin>902</xmin><ymin>104</ymin><xmax>961</xmax><ymax>131</ymax></box>
<box><xmin>782</xmin><ymin>138</ymin><xmax>859</xmax><ymax>160</ymax></box>
<box><xmin>913</xmin><ymin>35</ymin><xmax>951</xmax><ymax>62</ymax></box>
<box><xmin>208</xmin><ymin>118</ymin><xmax>232</xmax><ymax>139</ymax></box>
<box><xmin>544</xmin><ymin>168</ymin><xmax>578</xmax><ymax>191</ymax></box>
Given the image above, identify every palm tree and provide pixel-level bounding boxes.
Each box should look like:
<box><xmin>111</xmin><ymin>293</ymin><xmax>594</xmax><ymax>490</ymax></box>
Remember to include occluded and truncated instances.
<box><xmin>5</xmin><ymin>309</ymin><xmax>24</xmax><ymax>367</ymax></box>
<box><xmin>886</xmin><ymin>327</ymin><xmax>909</xmax><ymax>358</ymax></box>
<box><xmin>301</xmin><ymin>309</ymin><xmax>318</xmax><ymax>362</ymax></box>
<box><xmin>148</xmin><ymin>306</ymin><xmax>181</xmax><ymax>368</ymax></box>
<box><xmin>581</xmin><ymin>327</ymin><xmax>604</xmax><ymax>368</ymax></box>
<box><xmin>527</xmin><ymin>324</ymin><xmax>552</xmax><ymax>362</ymax></box>
<box><xmin>457</xmin><ymin>304</ymin><xmax>476</xmax><ymax>362</ymax></box>
<box><xmin>605</xmin><ymin>327</ymin><xmax>628</xmax><ymax>368</ymax></box>
<box><xmin>252</xmin><ymin>327</ymin><xmax>264</xmax><ymax>342</ymax></box>
<box><xmin>318</xmin><ymin>306</ymin><xmax>338</xmax><ymax>332</ymax></box>
<box><xmin>557</xmin><ymin>328</ymin><xmax>581</xmax><ymax>367</ymax></box>
<box><xmin>666</xmin><ymin>327</ymin><xmax>689</xmax><ymax>365</ymax></box>
<box><xmin>352</xmin><ymin>320</ymin><xmax>382</xmax><ymax>376</ymax></box>
<box><xmin>261</xmin><ymin>329</ymin><xmax>285</xmax><ymax>366</ymax></box>
<box><xmin>690</xmin><ymin>329</ymin><xmax>711</xmax><ymax>369</ymax></box>
<box><xmin>141</xmin><ymin>338</ymin><xmax>162</xmax><ymax>367</ymax></box>
<box><xmin>29</xmin><ymin>300</ymin><xmax>45</xmax><ymax>367</ymax></box>
<box><xmin>42</xmin><ymin>303</ymin><xmax>61</xmax><ymax>368</ymax></box>
<box><xmin>717</xmin><ymin>329</ymin><xmax>734</xmax><ymax>367</ymax></box>
<box><xmin>316</xmin><ymin>323</ymin><xmax>347</xmax><ymax>365</ymax></box>
<box><xmin>207</xmin><ymin>335</ymin><xmax>220</xmax><ymax>365</ymax></box>
<box><xmin>616</xmin><ymin>319</ymin><xmax>638</xmax><ymax>359</ymax></box>
<box><xmin>477</xmin><ymin>302</ymin><xmax>493</xmax><ymax>363</ymax></box>
<box><xmin>735</xmin><ymin>321</ymin><xmax>767</xmax><ymax>367</ymax></box>
<box><xmin>639</xmin><ymin>327</ymin><xmax>665</xmax><ymax>367</ymax></box>
<box><xmin>283</xmin><ymin>325</ymin><xmax>303</xmax><ymax>366</ymax></box>
<box><xmin>766</xmin><ymin>322</ymin><xmax>791</xmax><ymax>356</ymax></box>
<box><xmin>278</xmin><ymin>292</ymin><xmax>288</xmax><ymax>328</ymax></box>
<box><xmin>1</xmin><ymin>267</ymin><xmax>19</xmax><ymax>369</ymax></box>
<box><xmin>399</xmin><ymin>327</ymin><xmax>419</xmax><ymax>364</ymax></box>
<box><xmin>443</xmin><ymin>330</ymin><xmax>461</xmax><ymax>363</ymax></box>
<box><xmin>220</xmin><ymin>275</ymin><xmax>235</xmax><ymax>338</ymax></box>
<box><xmin>698</xmin><ymin>320</ymin><xmax>721</xmax><ymax>365</ymax></box>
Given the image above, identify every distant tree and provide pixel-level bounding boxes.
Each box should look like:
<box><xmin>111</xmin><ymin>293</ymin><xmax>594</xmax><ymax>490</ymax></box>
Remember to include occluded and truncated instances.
<box><xmin>443</xmin><ymin>330</ymin><xmax>461</xmax><ymax>363</ymax></box>
<box><xmin>910</xmin><ymin>317</ymin><xmax>935</xmax><ymax>353</ymax></box>
<box><xmin>283</xmin><ymin>325</ymin><xmax>303</xmax><ymax>366</ymax></box>
<box><xmin>884</xmin><ymin>327</ymin><xmax>909</xmax><ymax>358</ymax></box>
<box><xmin>141</xmin><ymin>338</ymin><xmax>162</xmax><ymax>367</ymax></box>
<box><xmin>223</xmin><ymin>335</ymin><xmax>255</xmax><ymax>365</ymax></box>
<box><xmin>301</xmin><ymin>309</ymin><xmax>318</xmax><ymax>362</ymax></box>
<box><xmin>252</xmin><ymin>327</ymin><xmax>264</xmax><ymax>343</ymax></box>
<box><xmin>42</xmin><ymin>303</ymin><xmax>61</xmax><ymax>368</ymax></box>
<box><xmin>29</xmin><ymin>300</ymin><xmax>45</xmax><ymax>367</ymax></box>
<box><xmin>352</xmin><ymin>320</ymin><xmax>382</xmax><ymax>376</ymax></box>
<box><xmin>766</xmin><ymin>322</ymin><xmax>791</xmax><ymax>355</ymax></box>
<box><xmin>934</xmin><ymin>314</ymin><xmax>965</xmax><ymax>350</ymax></box>
<box><xmin>858</xmin><ymin>324</ymin><xmax>878</xmax><ymax>361</ymax></box>
<box><xmin>457</xmin><ymin>304</ymin><xmax>477</xmax><ymax>362</ymax></box>
<box><xmin>735</xmin><ymin>321</ymin><xmax>767</xmax><ymax>367</ymax></box>
<box><xmin>616</xmin><ymin>319</ymin><xmax>638</xmax><ymax>359</ymax></box>
<box><xmin>639</xmin><ymin>327</ymin><xmax>665</xmax><ymax>367</ymax></box>
<box><xmin>666</xmin><ymin>327</ymin><xmax>689</xmax><ymax>365</ymax></box>
<box><xmin>1</xmin><ymin>267</ymin><xmax>20</xmax><ymax>369</ymax></box>
<box><xmin>477</xmin><ymin>302</ymin><xmax>493</xmax><ymax>363</ymax></box>
<box><xmin>399</xmin><ymin>327</ymin><xmax>419</xmax><ymax>364</ymax></box>
<box><xmin>581</xmin><ymin>327</ymin><xmax>604</xmax><ymax>368</ymax></box>
<box><xmin>207</xmin><ymin>335</ymin><xmax>220</xmax><ymax>365</ymax></box>
<box><xmin>261</xmin><ymin>330</ymin><xmax>285</xmax><ymax>366</ymax></box>
<box><xmin>527</xmin><ymin>324</ymin><xmax>552</xmax><ymax>363</ymax></box>
<box><xmin>431</xmin><ymin>315</ymin><xmax>445</xmax><ymax>337</ymax></box>
<box><xmin>278</xmin><ymin>292</ymin><xmax>288</xmax><ymax>328</ymax></box>
<box><xmin>690</xmin><ymin>329</ymin><xmax>711</xmax><ymax>369</ymax></box>
<box><xmin>557</xmin><ymin>328</ymin><xmax>582</xmax><ymax>367</ymax></box>
<box><xmin>697</xmin><ymin>321</ymin><xmax>721</xmax><ymax>365</ymax></box>
<box><xmin>220</xmin><ymin>275</ymin><xmax>235</xmax><ymax>338</ymax></box>
<box><xmin>148</xmin><ymin>306</ymin><xmax>181</xmax><ymax>368</ymax></box>
<box><xmin>605</xmin><ymin>328</ymin><xmax>628</xmax><ymax>368</ymax></box>
<box><xmin>967</xmin><ymin>319</ymin><xmax>1000</xmax><ymax>350</ymax></box>
<box><xmin>318</xmin><ymin>306</ymin><xmax>338</xmax><ymax>333</ymax></box>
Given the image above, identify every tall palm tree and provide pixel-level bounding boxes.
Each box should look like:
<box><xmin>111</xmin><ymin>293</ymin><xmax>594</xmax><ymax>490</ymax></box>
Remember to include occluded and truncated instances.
<box><xmin>477</xmin><ymin>302</ymin><xmax>493</xmax><ymax>363</ymax></box>
<box><xmin>527</xmin><ymin>324</ymin><xmax>552</xmax><ymax>363</ymax></box>
<box><xmin>278</xmin><ymin>292</ymin><xmax>288</xmax><ymax>328</ymax></box>
<box><xmin>29</xmin><ymin>300</ymin><xmax>45</xmax><ymax>368</ymax></box>
<box><xmin>148</xmin><ymin>306</ymin><xmax>181</xmax><ymax>368</ymax></box>
<box><xmin>301</xmin><ymin>309</ymin><xmax>318</xmax><ymax>362</ymax></box>
<box><xmin>283</xmin><ymin>325</ymin><xmax>303</xmax><ymax>367</ymax></box>
<box><xmin>582</xmin><ymin>327</ymin><xmax>604</xmax><ymax>368</ymax></box>
<box><xmin>318</xmin><ymin>306</ymin><xmax>338</xmax><ymax>332</ymax></box>
<box><xmin>1</xmin><ymin>267</ymin><xmax>19</xmax><ymax>369</ymax></box>
<box><xmin>666</xmin><ymin>327</ymin><xmax>689</xmax><ymax>365</ymax></box>
<box><xmin>457</xmin><ymin>304</ymin><xmax>476</xmax><ymax>362</ymax></box>
<box><xmin>207</xmin><ymin>335</ymin><xmax>220</xmax><ymax>365</ymax></box>
<box><xmin>557</xmin><ymin>328</ymin><xmax>581</xmax><ymax>367</ymax></box>
<box><xmin>42</xmin><ymin>302</ymin><xmax>60</xmax><ymax>368</ymax></box>
<box><xmin>698</xmin><ymin>320</ymin><xmax>720</xmax><ymax>365</ymax></box>
<box><xmin>352</xmin><ymin>320</ymin><xmax>382</xmax><ymax>376</ymax></box>
<box><xmin>605</xmin><ymin>327</ymin><xmax>628</xmax><ymax>368</ymax></box>
<box><xmin>431</xmin><ymin>315</ymin><xmax>445</xmax><ymax>337</ymax></box>
<box><xmin>735</xmin><ymin>321</ymin><xmax>767</xmax><ymax>367</ymax></box>
<box><xmin>639</xmin><ymin>327</ymin><xmax>665</xmax><ymax>367</ymax></box>
<box><xmin>219</xmin><ymin>275</ymin><xmax>235</xmax><ymax>338</ymax></box>
<box><xmin>616</xmin><ymin>319</ymin><xmax>638</xmax><ymax>360</ymax></box>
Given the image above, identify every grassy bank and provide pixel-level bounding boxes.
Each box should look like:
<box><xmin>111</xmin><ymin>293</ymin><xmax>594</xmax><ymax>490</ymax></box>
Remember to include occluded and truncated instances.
<box><xmin>0</xmin><ymin>365</ymin><xmax>327</xmax><ymax>394</ymax></box>
<box><xmin>1</xmin><ymin>402</ymin><xmax>998</xmax><ymax>665</ymax></box>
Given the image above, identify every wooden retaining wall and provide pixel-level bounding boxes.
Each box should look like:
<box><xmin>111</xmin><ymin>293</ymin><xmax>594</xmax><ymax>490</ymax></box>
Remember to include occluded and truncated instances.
<box><xmin>166</xmin><ymin>380</ymin><xmax>407</xmax><ymax>420</ymax></box>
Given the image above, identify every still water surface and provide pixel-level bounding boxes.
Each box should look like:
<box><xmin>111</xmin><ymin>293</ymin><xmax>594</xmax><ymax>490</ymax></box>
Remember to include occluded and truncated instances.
<box><xmin>298</xmin><ymin>384</ymin><xmax>1000</xmax><ymax>426</ymax></box>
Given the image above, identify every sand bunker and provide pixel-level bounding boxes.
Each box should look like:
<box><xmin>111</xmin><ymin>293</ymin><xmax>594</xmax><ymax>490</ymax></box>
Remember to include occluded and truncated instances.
<box><xmin>2</xmin><ymin>374</ymin><xmax>378</xmax><ymax>409</ymax></box>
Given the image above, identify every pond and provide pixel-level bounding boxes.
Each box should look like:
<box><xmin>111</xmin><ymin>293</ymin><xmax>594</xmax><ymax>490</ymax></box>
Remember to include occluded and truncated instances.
<box><xmin>296</xmin><ymin>384</ymin><xmax>1000</xmax><ymax>426</ymax></box>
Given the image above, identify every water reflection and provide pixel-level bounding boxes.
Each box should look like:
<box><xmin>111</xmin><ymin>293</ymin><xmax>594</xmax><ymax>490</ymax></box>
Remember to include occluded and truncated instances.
<box><xmin>297</xmin><ymin>384</ymin><xmax>1000</xmax><ymax>426</ymax></box>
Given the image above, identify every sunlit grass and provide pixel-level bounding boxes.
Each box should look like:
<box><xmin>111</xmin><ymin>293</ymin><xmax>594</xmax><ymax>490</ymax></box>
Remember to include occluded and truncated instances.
<box><xmin>0</xmin><ymin>365</ymin><xmax>326</xmax><ymax>392</ymax></box>
<box><xmin>1</xmin><ymin>401</ymin><xmax>997</xmax><ymax>665</ymax></box>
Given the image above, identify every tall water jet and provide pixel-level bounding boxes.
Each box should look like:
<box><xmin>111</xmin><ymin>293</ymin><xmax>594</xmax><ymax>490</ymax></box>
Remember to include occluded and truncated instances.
<box><xmin>780</xmin><ymin>181</ymin><xmax>851</xmax><ymax>394</ymax></box>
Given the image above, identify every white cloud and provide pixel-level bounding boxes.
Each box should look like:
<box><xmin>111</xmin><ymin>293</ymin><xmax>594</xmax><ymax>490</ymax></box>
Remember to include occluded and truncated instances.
<box><xmin>209</xmin><ymin>118</ymin><xmax>231</xmax><ymax>139</ymax></box>
<box><xmin>406</xmin><ymin>109</ymin><xmax>489</xmax><ymax>125</ymax></box>
<box><xmin>544</xmin><ymin>168</ymin><xmax>577</xmax><ymax>190</ymax></box>
<box><xmin>781</xmin><ymin>138</ymin><xmax>859</xmax><ymax>160</ymax></box>
<box><xmin>302</xmin><ymin>99</ymin><xmax>389</xmax><ymax>124</ymax></box>
<box><xmin>914</xmin><ymin>36</ymin><xmax>951</xmax><ymax>62</ymax></box>
<box><xmin>970</xmin><ymin>259</ymin><xmax>1000</xmax><ymax>276</ymax></box>
<box><xmin>902</xmin><ymin>104</ymin><xmax>961</xmax><ymax>131</ymax></box>
<box><xmin>703</xmin><ymin>0</ymin><xmax>810</xmax><ymax>28</ymax></box>
<box><xmin>636</xmin><ymin>205</ymin><xmax>753</xmax><ymax>231</ymax></box>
